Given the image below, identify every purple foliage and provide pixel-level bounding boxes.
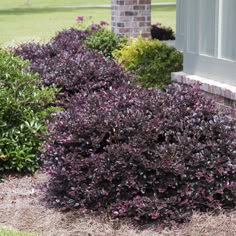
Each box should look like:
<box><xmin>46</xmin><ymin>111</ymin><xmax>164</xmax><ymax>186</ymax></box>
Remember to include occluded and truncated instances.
<box><xmin>50</xmin><ymin>28</ymin><xmax>90</xmax><ymax>52</ymax></box>
<box><xmin>14</xmin><ymin>28</ymin><xmax>88</xmax><ymax>60</ymax></box>
<box><xmin>13</xmin><ymin>26</ymin><xmax>236</xmax><ymax>228</ymax></box>
<box><xmin>30</xmin><ymin>47</ymin><xmax>130</xmax><ymax>95</ymax></box>
<box><xmin>151</xmin><ymin>24</ymin><xmax>175</xmax><ymax>41</ymax></box>
<box><xmin>43</xmin><ymin>83</ymin><xmax>236</xmax><ymax>227</ymax></box>
<box><xmin>13</xmin><ymin>28</ymin><xmax>131</xmax><ymax>97</ymax></box>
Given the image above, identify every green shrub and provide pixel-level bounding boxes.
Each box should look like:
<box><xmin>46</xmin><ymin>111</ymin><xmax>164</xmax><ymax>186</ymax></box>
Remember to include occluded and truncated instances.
<box><xmin>84</xmin><ymin>27</ymin><xmax>127</xmax><ymax>58</ymax></box>
<box><xmin>113</xmin><ymin>36</ymin><xmax>183</xmax><ymax>88</ymax></box>
<box><xmin>0</xmin><ymin>49</ymin><xmax>58</xmax><ymax>173</ymax></box>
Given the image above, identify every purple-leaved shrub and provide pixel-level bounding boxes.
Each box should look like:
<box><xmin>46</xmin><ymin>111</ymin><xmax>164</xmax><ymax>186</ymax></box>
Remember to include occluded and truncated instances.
<box><xmin>14</xmin><ymin>28</ymin><xmax>89</xmax><ymax>60</ymax></box>
<box><xmin>12</xmin><ymin>24</ymin><xmax>236</xmax><ymax>228</ymax></box>
<box><xmin>50</xmin><ymin>28</ymin><xmax>90</xmax><ymax>52</ymax></box>
<box><xmin>29</xmin><ymin>47</ymin><xmax>130</xmax><ymax>96</ymax></box>
<box><xmin>43</xmin><ymin>83</ymin><xmax>236</xmax><ymax>227</ymax></box>
<box><xmin>151</xmin><ymin>23</ymin><xmax>175</xmax><ymax>41</ymax></box>
<box><xmin>14</xmin><ymin>29</ymin><xmax>131</xmax><ymax>98</ymax></box>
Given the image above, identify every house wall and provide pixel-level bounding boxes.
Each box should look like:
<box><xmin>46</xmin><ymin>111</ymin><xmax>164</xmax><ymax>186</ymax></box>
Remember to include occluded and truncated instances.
<box><xmin>111</xmin><ymin>0</ymin><xmax>151</xmax><ymax>37</ymax></box>
<box><xmin>174</xmin><ymin>0</ymin><xmax>236</xmax><ymax>117</ymax></box>
<box><xmin>182</xmin><ymin>0</ymin><xmax>236</xmax><ymax>87</ymax></box>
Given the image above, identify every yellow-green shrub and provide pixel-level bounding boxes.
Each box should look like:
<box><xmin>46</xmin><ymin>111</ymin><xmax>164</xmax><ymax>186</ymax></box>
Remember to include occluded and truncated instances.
<box><xmin>113</xmin><ymin>36</ymin><xmax>183</xmax><ymax>88</ymax></box>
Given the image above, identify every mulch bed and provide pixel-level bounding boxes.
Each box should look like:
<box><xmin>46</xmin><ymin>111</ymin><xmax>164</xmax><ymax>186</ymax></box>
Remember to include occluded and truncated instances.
<box><xmin>0</xmin><ymin>172</ymin><xmax>235</xmax><ymax>236</ymax></box>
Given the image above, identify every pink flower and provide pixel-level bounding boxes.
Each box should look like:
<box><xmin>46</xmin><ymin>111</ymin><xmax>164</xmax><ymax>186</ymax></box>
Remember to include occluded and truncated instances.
<box><xmin>152</xmin><ymin>22</ymin><xmax>161</xmax><ymax>27</ymax></box>
<box><xmin>76</xmin><ymin>16</ymin><xmax>84</xmax><ymax>23</ymax></box>
<box><xmin>100</xmin><ymin>20</ymin><xmax>109</xmax><ymax>26</ymax></box>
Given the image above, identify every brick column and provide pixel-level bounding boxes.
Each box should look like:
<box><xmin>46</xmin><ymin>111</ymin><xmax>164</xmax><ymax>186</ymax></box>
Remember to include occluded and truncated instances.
<box><xmin>111</xmin><ymin>0</ymin><xmax>151</xmax><ymax>38</ymax></box>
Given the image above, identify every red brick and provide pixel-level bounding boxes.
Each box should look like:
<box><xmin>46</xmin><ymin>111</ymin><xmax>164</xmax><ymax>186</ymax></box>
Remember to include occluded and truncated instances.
<box><xmin>111</xmin><ymin>0</ymin><xmax>151</xmax><ymax>37</ymax></box>
<box><xmin>172</xmin><ymin>72</ymin><xmax>236</xmax><ymax>119</ymax></box>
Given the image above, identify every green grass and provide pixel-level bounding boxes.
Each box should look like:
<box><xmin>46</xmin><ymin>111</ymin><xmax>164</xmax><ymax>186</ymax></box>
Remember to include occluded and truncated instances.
<box><xmin>0</xmin><ymin>7</ymin><xmax>111</xmax><ymax>47</ymax></box>
<box><xmin>0</xmin><ymin>4</ymin><xmax>176</xmax><ymax>47</ymax></box>
<box><xmin>0</xmin><ymin>0</ymin><xmax>175</xmax><ymax>8</ymax></box>
<box><xmin>152</xmin><ymin>6</ymin><xmax>176</xmax><ymax>29</ymax></box>
<box><xmin>0</xmin><ymin>228</ymin><xmax>38</xmax><ymax>236</ymax></box>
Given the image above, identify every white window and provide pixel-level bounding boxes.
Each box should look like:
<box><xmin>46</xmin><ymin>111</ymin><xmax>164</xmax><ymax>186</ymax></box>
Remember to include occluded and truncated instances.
<box><xmin>176</xmin><ymin>0</ymin><xmax>236</xmax><ymax>86</ymax></box>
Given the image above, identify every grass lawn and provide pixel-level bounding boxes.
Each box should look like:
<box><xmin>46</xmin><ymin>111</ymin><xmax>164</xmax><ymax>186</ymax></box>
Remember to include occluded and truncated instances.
<box><xmin>0</xmin><ymin>7</ymin><xmax>111</xmax><ymax>47</ymax></box>
<box><xmin>0</xmin><ymin>0</ymin><xmax>175</xmax><ymax>8</ymax></box>
<box><xmin>0</xmin><ymin>228</ymin><xmax>37</xmax><ymax>236</ymax></box>
<box><xmin>152</xmin><ymin>6</ymin><xmax>176</xmax><ymax>29</ymax></box>
<box><xmin>0</xmin><ymin>5</ymin><xmax>176</xmax><ymax>47</ymax></box>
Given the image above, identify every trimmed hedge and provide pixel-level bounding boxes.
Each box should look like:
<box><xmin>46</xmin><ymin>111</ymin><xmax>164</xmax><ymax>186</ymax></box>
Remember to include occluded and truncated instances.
<box><xmin>13</xmin><ymin>26</ymin><xmax>236</xmax><ymax>228</ymax></box>
<box><xmin>43</xmin><ymin>83</ymin><xmax>236</xmax><ymax>227</ymax></box>
<box><xmin>14</xmin><ymin>29</ymin><xmax>131</xmax><ymax>98</ymax></box>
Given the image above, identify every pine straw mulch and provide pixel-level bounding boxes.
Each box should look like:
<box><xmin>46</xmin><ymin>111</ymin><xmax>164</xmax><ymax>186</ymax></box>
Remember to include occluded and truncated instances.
<box><xmin>0</xmin><ymin>171</ymin><xmax>235</xmax><ymax>236</ymax></box>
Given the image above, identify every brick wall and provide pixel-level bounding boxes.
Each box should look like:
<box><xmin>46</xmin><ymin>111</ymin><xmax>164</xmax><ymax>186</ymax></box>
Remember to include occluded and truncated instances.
<box><xmin>111</xmin><ymin>0</ymin><xmax>151</xmax><ymax>37</ymax></box>
<box><xmin>172</xmin><ymin>72</ymin><xmax>236</xmax><ymax>118</ymax></box>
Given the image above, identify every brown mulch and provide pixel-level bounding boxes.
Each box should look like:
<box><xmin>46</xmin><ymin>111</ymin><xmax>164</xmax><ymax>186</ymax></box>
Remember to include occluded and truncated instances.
<box><xmin>0</xmin><ymin>172</ymin><xmax>236</xmax><ymax>236</ymax></box>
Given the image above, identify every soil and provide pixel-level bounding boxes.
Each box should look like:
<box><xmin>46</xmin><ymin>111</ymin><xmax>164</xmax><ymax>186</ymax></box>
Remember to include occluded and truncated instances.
<box><xmin>0</xmin><ymin>172</ymin><xmax>235</xmax><ymax>236</ymax></box>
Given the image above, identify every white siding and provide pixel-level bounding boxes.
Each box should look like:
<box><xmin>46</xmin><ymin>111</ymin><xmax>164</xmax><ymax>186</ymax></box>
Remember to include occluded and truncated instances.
<box><xmin>199</xmin><ymin>0</ymin><xmax>217</xmax><ymax>57</ymax></box>
<box><xmin>186</xmin><ymin>0</ymin><xmax>199</xmax><ymax>53</ymax></box>
<box><xmin>220</xmin><ymin>0</ymin><xmax>236</xmax><ymax>61</ymax></box>
<box><xmin>175</xmin><ymin>0</ymin><xmax>186</xmax><ymax>50</ymax></box>
<box><xmin>176</xmin><ymin>0</ymin><xmax>236</xmax><ymax>86</ymax></box>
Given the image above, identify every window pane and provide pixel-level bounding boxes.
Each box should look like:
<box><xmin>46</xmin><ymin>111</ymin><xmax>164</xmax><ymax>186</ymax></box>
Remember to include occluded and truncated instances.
<box><xmin>187</xmin><ymin>0</ymin><xmax>199</xmax><ymax>53</ymax></box>
<box><xmin>199</xmin><ymin>0</ymin><xmax>217</xmax><ymax>57</ymax></box>
<box><xmin>220</xmin><ymin>0</ymin><xmax>236</xmax><ymax>61</ymax></box>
